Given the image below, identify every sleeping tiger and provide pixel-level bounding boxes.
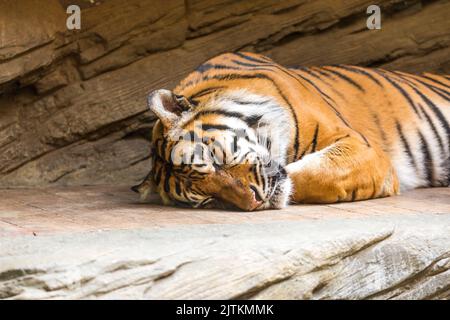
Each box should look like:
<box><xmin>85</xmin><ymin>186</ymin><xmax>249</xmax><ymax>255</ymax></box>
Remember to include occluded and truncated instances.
<box><xmin>132</xmin><ymin>52</ymin><xmax>450</xmax><ymax>211</ymax></box>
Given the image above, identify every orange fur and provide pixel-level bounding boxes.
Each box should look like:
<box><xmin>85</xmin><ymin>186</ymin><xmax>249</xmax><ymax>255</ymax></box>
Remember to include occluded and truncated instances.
<box><xmin>135</xmin><ymin>52</ymin><xmax>449</xmax><ymax>209</ymax></box>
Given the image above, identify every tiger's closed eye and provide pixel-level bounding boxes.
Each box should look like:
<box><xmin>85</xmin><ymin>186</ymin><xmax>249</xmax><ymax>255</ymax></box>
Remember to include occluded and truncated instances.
<box><xmin>194</xmin><ymin>197</ymin><xmax>215</xmax><ymax>208</ymax></box>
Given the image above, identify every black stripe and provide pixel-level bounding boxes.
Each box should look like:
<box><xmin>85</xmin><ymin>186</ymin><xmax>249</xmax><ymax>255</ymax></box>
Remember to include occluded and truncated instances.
<box><xmin>309</xmin><ymin>67</ymin><xmax>333</xmax><ymax>79</ymax></box>
<box><xmin>201</xmin><ymin>124</ymin><xmax>232</xmax><ymax>131</ymax></box>
<box><xmin>373</xmin><ymin>70</ymin><xmax>422</xmax><ymax>118</ymax></box>
<box><xmin>261</xmin><ymin>163</ymin><xmax>268</xmax><ymax>191</ymax></box>
<box><xmin>299</xmin><ymin>123</ymin><xmax>320</xmax><ymax>157</ymax></box>
<box><xmin>371</xmin><ymin>113</ymin><xmax>388</xmax><ymax>144</ymax></box>
<box><xmin>232</xmin><ymin>135</ymin><xmax>238</xmax><ymax>155</ymax></box>
<box><xmin>231</xmin><ymin>98</ymin><xmax>271</xmax><ymax>105</ymax></box>
<box><xmin>418</xmin><ymin>104</ymin><xmax>445</xmax><ymax>154</ymax></box>
<box><xmin>300</xmin><ymin>67</ymin><xmax>339</xmax><ymax>90</ymax></box>
<box><xmin>196</xmin><ymin>63</ymin><xmax>240</xmax><ymax>73</ymax></box>
<box><xmin>189</xmin><ymin>86</ymin><xmax>225</xmax><ymax>99</ymax></box>
<box><xmin>231</xmin><ymin>59</ymin><xmax>266</xmax><ymax>68</ymax></box>
<box><xmin>252</xmin><ymin>164</ymin><xmax>262</xmax><ymax>186</ymax></box>
<box><xmin>410</xmin><ymin>85</ymin><xmax>450</xmax><ymax>152</ymax></box>
<box><xmin>206</xmin><ymin>72</ymin><xmax>300</xmax><ymax>161</ymax></box>
<box><xmin>292</xmin><ymin>69</ymin><xmax>340</xmax><ymax>114</ymax></box>
<box><xmin>265</xmin><ymin>137</ymin><xmax>272</xmax><ymax>150</ymax></box>
<box><xmin>395</xmin><ymin>121</ymin><xmax>417</xmax><ymax>169</ymax></box>
<box><xmin>245</xmin><ymin>114</ymin><xmax>264</xmax><ymax>127</ymax></box>
<box><xmin>233</xmin><ymin>52</ymin><xmax>270</xmax><ymax>65</ymax></box>
<box><xmin>175</xmin><ymin>178</ymin><xmax>182</xmax><ymax>196</ymax></box>
<box><xmin>335</xmin><ymin>134</ymin><xmax>350</xmax><ymax>143</ymax></box>
<box><xmin>181</xmin><ymin>187</ymin><xmax>190</xmax><ymax>202</ymax></box>
<box><xmin>390</xmin><ymin>75</ymin><xmax>450</xmax><ymax>153</ymax></box>
<box><xmin>394</xmin><ymin>72</ymin><xmax>450</xmax><ymax>102</ymax></box>
<box><xmin>257</xmin><ymin>162</ymin><xmax>264</xmax><ymax>188</ymax></box>
<box><xmin>351</xmin><ymin>189</ymin><xmax>357</xmax><ymax>201</ymax></box>
<box><xmin>189</xmin><ymin>110</ymin><xmax>264</xmax><ymax>128</ymax></box>
<box><xmin>163</xmin><ymin>167</ymin><xmax>171</xmax><ymax>193</ymax></box>
<box><xmin>308</xmin><ymin>68</ymin><xmax>348</xmax><ymax>101</ymax></box>
<box><xmin>193</xmin><ymin>163</ymin><xmax>207</xmax><ymax>167</ymax></box>
<box><xmin>422</xmin><ymin>75</ymin><xmax>450</xmax><ymax>89</ymax></box>
<box><xmin>293</xmin><ymin>68</ymin><xmax>370</xmax><ymax>147</ymax></box>
<box><xmin>322</xmin><ymin>67</ymin><xmax>365</xmax><ymax>92</ymax></box>
<box><xmin>161</xmin><ymin>140</ymin><xmax>168</xmax><ymax>161</ymax></box>
<box><xmin>417</xmin><ymin>81</ymin><xmax>450</xmax><ymax>101</ymax></box>
<box><xmin>214</xmin><ymin>62</ymin><xmax>275</xmax><ymax>76</ymax></box>
<box><xmin>332</xmin><ymin>65</ymin><xmax>383</xmax><ymax>87</ymax></box>
<box><xmin>311</xmin><ymin>124</ymin><xmax>319</xmax><ymax>153</ymax></box>
<box><xmin>231</xmin><ymin>58</ymin><xmax>310</xmax><ymax>91</ymax></box>
<box><xmin>418</xmin><ymin>130</ymin><xmax>434</xmax><ymax>186</ymax></box>
<box><xmin>299</xmin><ymin>148</ymin><xmax>307</xmax><ymax>159</ymax></box>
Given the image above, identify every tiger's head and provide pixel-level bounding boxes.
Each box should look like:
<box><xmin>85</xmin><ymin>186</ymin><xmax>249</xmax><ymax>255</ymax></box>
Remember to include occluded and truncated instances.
<box><xmin>132</xmin><ymin>89</ymin><xmax>293</xmax><ymax>211</ymax></box>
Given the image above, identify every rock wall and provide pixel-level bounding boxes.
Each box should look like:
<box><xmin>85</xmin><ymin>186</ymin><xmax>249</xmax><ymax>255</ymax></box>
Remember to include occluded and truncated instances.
<box><xmin>1</xmin><ymin>0</ymin><xmax>449</xmax><ymax>187</ymax></box>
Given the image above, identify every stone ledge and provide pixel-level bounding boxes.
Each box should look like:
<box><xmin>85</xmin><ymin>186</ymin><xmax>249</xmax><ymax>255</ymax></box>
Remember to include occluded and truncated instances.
<box><xmin>0</xmin><ymin>187</ymin><xmax>449</xmax><ymax>299</ymax></box>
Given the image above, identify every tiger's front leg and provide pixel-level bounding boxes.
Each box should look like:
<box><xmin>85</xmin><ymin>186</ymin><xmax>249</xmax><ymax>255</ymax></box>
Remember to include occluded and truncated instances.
<box><xmin>286</xmin><ymin>136</ymin><xmax>400</xmax><ymax>204</ymax></box>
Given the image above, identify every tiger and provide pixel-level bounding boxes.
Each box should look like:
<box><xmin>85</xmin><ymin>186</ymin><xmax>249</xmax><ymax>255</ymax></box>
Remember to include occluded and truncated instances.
<box><xmin>132</xmin><ymin>52</ymin><xmax>450</xmax><ymax>211</ymax></box>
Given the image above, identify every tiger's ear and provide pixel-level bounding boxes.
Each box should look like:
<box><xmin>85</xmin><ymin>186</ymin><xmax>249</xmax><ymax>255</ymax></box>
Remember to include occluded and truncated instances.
<box><xmin>147</xmin><ymin>89</ymin><xmax>191</xmax><ymax>128</ymax></box>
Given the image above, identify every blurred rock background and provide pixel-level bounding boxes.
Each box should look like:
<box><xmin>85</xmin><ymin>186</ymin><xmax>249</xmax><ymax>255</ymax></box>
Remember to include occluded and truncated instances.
<box><xmin>0</xmin><ymin>0</ymin><xmax>449</xmax><ymax>187</ymax></box>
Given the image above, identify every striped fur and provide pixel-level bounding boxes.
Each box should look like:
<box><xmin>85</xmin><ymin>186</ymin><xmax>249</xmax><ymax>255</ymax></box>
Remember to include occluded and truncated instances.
<box><xmin>133</xmin><ymin>52</ymin><xmax>450</xmax><ymax>210</ymax></box>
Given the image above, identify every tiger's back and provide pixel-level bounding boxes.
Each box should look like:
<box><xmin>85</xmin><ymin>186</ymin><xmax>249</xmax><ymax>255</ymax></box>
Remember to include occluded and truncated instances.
<box><xmin>175</xmin><ymin>52</ymin><xmax>450</xmax><ymax>191</ymax></box>
<box><xmin>136</xmin><ymin>52</ymin><xmax>449</xmax><ymax>210</ymax></box>
<box><xmin>291</xmin><ymin>65</ymin><xmax>450</xmax><ymax>189</ymax></box>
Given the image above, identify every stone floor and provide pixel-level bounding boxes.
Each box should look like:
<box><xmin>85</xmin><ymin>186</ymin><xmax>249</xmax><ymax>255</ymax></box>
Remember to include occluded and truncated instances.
<box><xmin>1</xmin><ymin>186</ymin><xmax>449</xmax><ymax>237</ymax></box>
<box><xmin>0</xmin><ymin>187</ymin><xmax>449</xmax><ymax>299</ymax></box>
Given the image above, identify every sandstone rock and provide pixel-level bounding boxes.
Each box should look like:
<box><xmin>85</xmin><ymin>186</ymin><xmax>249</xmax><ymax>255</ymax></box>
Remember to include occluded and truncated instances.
<box><xmin>0</xmin><ymin>0</ymin><xmax>449</xmax><ymax>187</ymax></box>
<box><xmin>0</xmin><ymin>0</ymin><xmax>65</xmax><ymax>61</ymax></box>
<box><xmin>0</xmin><ymin>0</ymin><xmax>66</xmax><ymax>86</ymax></box>
<box><xmin>0</xmin><ymin>211</ymin><xmax>448</xmax><ymax>299</ymax></box>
